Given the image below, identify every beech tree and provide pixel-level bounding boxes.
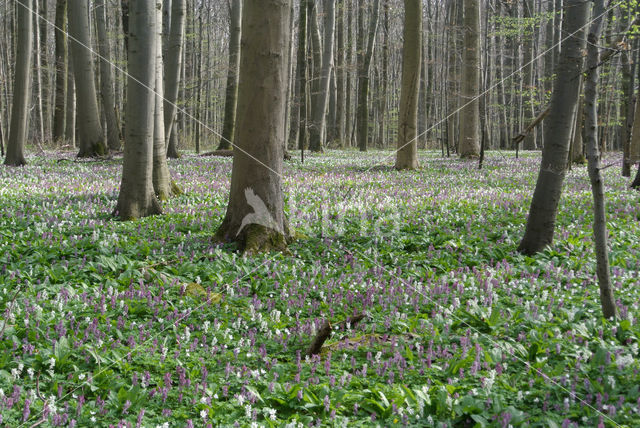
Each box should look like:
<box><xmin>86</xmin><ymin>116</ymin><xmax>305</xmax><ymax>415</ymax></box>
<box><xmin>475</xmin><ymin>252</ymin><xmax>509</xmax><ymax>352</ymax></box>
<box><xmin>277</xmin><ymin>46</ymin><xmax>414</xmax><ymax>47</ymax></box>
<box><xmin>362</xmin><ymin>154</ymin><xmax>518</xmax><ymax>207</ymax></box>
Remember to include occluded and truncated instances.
<box><xmin>394</xmin><ymin>0</ymin><xmax>421</xmax><ymax>170</ymax></box>
<box><xmin>163</xmin><ymin>0</ymin><xmax>186</xmax><ymax>159</ymax></box>
<box><xmin>215</xmin><ymin>0</ymin><xmax>291</xmax><ymax>253</ymax></box>
<box><xmin>518</xmin><ymin>0</ymin><xmax>589</xmax><ymax>255</ymax></box>
<box><xmin>4</xmin><ymin>0</ymin><xmax>32</xmax><ymax>167</ymax></box>
<box><xmin>52</xmin><ymin>0</ymin><xmax>67</xmax><ymax>144</ymax></box>
<box><xmin>68</xmin><ymin>0</ymin><xmax>107</xmax><ymax>157</ymax></box>
<box><xmin>459</xmin><ymin>0</ymin><xmax>480</xmax><ymax>158</ymax></box>
<box><xmin>218</xmin><ymin>0</ymin><xmax>242</xmax><ymax>151</ymax></box>
<box><xmin>114</xmin><ymin>0</ymin><xmax>162</xmax><ymax>219</ymax></box>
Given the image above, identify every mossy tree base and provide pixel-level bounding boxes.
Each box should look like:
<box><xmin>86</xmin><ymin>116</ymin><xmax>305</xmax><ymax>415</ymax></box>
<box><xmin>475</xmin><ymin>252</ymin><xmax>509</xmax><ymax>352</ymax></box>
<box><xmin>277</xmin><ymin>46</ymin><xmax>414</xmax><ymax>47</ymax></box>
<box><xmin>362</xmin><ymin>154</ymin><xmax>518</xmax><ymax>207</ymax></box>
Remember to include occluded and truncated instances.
<box><xmin>215</xmin><ymin>222</ymin><xmax>290</xmax><ymax>255</ymax></box>
<box><xmin>77</xmin><ymin>141</ymin><xmax>108</xmax><ymax>158</ymax></box>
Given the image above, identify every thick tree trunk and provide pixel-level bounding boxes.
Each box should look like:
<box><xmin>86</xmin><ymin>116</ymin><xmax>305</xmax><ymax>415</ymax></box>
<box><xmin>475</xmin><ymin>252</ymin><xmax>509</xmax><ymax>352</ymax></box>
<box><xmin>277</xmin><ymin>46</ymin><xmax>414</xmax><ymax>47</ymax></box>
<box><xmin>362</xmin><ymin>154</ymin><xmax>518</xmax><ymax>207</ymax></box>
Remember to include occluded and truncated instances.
<box><xmin>115</xmin><ymin>0</ymin><xmax>162</xmax><ymax>219</ymax></box>
<box><xmin>459</xmin><ymin>0</ymin><xmax>480</xmax><ymax>158</ymax></box>
<box><xmin>218</xmin><ymin>0</ymin><xmax>242</xmax><ymax>150</ymax></box>
<box><xmin>153</xmin><ymin>0</ymin><xmax>175</xmax><ymax>201</ymax></box>
<box><xmin>309</xmin><ymin>0</ymin><xmax>336</xmax><ymax>152</ymax></box>
<box><xmin>4</xmin><ymin>0</ymin><xmax>32</xmax><ymax>167</ymax></box>
<box><xmin>584</xmin><ymin>0</ymin><xmax>616</xmax><ymax>320</ymax></box>
<box><xmin>395</xmin><ymin>0</ymin><xmax>421</xmax><ymax>170</ymax></box>
<box><xmin>518</xmin><ymin>0</ymin><xmax>588</xmax><ymax>255</ymax></box>
<box><xmin>215</xmin><ymin>0</ymin><xmax>291</xmax><ymax>254</ymax></box>
<box><xmin>68</xmin><ymin>0</ymin><xmax>107</xmax><ymax>157</ymax></box>
<box><xmin>52</xmin><ymin>0</ymin><xmax>67</xmax><ymax>144</ymax></box>
<box><xmin>164</xmin><ymin>0</ymin><xmax>186</xmax><ymax>158</ymax></box>
<box><xmin>355</xmin><ymin>0</ymin><xmax>380</xmax><ymax>152</ymax></box>
<box><xmin>95</xmin><ymin>0</ymin><xmax>122</xmax><ymax>151</ymax></box>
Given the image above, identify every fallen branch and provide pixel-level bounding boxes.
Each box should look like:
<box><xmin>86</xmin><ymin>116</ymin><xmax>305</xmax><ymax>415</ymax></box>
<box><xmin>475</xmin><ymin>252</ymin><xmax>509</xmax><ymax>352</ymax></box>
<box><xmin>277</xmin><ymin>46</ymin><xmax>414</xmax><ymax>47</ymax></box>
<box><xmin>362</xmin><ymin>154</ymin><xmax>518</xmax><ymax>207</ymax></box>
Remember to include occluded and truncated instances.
<box><xmin>512</xmin><ymin>107</ymin><xmax>550</xmax><ymax>147</ymax></box>
<box><xmin>306</xmin><ymin>314</ymin><xmax>366</xmax><ymax>356</ymax></box>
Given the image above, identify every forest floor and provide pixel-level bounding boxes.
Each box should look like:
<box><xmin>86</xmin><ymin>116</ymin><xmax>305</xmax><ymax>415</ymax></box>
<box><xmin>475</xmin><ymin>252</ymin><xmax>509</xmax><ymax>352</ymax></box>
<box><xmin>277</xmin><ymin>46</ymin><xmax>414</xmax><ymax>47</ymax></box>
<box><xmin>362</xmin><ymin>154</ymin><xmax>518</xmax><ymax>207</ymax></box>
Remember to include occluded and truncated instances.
<box><xmin>0</xmin><ymin>150</ymin><xmax>639</xmax><ymax>427</ymax></box>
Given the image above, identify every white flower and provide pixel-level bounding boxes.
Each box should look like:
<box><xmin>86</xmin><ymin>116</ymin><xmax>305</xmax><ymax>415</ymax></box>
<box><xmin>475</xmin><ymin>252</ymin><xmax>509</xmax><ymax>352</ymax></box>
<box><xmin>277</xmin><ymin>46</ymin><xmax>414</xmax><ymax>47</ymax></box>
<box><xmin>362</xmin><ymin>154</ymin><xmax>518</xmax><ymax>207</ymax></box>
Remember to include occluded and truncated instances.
<box><xmin>200</xmin><ymin>409</ymin><xmax>207</xmax><ymax>418</ymax></box>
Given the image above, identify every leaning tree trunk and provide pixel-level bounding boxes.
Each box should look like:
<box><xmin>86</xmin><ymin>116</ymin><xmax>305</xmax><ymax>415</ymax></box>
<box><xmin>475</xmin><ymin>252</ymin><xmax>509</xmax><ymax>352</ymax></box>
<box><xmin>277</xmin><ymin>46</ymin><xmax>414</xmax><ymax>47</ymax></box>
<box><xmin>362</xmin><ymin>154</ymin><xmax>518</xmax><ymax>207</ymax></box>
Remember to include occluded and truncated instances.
<box><xmin>218</xmin><ymin>0</ymin><xmax>242</xmax><ymax>150</ymax></box>
<box><xmin>153</xmin><ymin>0</ymin><xmax>176</xmax><ymax>201</ymax></box>
<box><xmin>215</xmin><ymin>0</ymin><xmax>291</xmax><ymax>254</ymax></box>
<box><xmin>584</xmin><ymin>0</ymin><xmax>616</xmax><ymax>319</ymax></box>
<box><xmin>518</xmin><ymin>0</ymin><xmax>589</xmax><ymax>255</ymax></box>
<box><xmin>459</xmin><ymin>0</ymin><xmax>480</xmax><ymax>158</ymax></box>
<box><xmin>164</xmin><ymin>0</ymin><xmax>186</xmax><ymax>158</ymax></box>
<box><xmin>95</xmin><ymin>0</ymin><xmax>121</xmax><ymax>151</ymax></box>
<box><xmin>395</xmin><ymin>0</ymin><xmax>421</xmax><ymax>170</ymax></box>
<box><xmin>356</xmin><ymin>0</ymin><xmax>381</xmax><ymax>152</ymax></box>
<box><xmin>4</xmin><ymin>0</ymin><xmax>32</xmax><ymax>166</ymax></box>
<box><xmin>115</xmin><ymin>0</ymin><xmax>162</xmax><ymax>219</ymax></box>
<box><xmin>68</xmin><ymin>0</ymin><xmax>107</xmax><ymax>157</ymax></box>
<box><xmin>308</xmin><ymin>0</ymin><xmax>336</xmax><ymax>153</ymax></box>
<box><xmin>52</xmin><ymin>0</ymin><xmax>67</xmax><ymax>144</ymax></box>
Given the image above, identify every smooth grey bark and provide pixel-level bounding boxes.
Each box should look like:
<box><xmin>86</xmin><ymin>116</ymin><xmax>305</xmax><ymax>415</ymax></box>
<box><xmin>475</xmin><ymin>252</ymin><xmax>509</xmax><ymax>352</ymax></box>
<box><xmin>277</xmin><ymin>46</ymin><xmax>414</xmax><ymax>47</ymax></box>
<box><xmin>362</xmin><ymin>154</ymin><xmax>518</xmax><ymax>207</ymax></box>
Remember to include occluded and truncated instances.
<box><xmin>309</xmin><ymin>0</ymin><xmax>336</xmax><ymax>152</ymax></box>
<box><xmin>4</xmin><ymin>0</ymin><xmax>32</xmax><ymax>166</ymax></box>
<box><xmin>115</xmin><ymin>0</ymin><xmax>162</xmax><ymax>219</ymax></box>
<box><xmin>215</xmin><ymin>0</ymin><xmax>291</xmax><ymax>253</ymax></box>
<box><xmin>218</xmin><ymin>0</ymin><xmax>242</xmax><ymax>150</ymax></box>
<box><xmin>95</xmin><ymin>0</ymin><xmax>122</xmax><ymax>151</ymax></box>
<box><xmin>632</xmin><ymin>164</ymin><xmax>640</xmax><ymax>189</ymax></box>
<box><xmin>518</xmin><ymin>0</ymin><xmax>589</xmax><ymax>255</ymax></box>
<box><xmin>395</xmin><ymin>0</ymin><xmax>421</xmax><ymax>170</ymax></box>
<box><xmin>68</xmin><ymin>0</ymin><xmax>107</xmax><ymax>157</ymax></box>
<box><xmin>53</xmin><ymin>0</ymin><xmax>67</xmax><ymax>144</ymax></box>
<box><xmin>65</xmin><ymin>56</ymin><xmax>76</xmax><ymax>148</ymax></box>
<box><xmin>153</xmin><ymin>0</ymin><xmax>175</xmax><ymax>201</ymax></box>
<box><xmin>163</xmin><ymin>0</ymin><xmax>186</xmax><ymax>158</ymax></box>
<box><xmin>295</xmin><ymin>0</ymin><xmax>308</xmax><ymax>151</ymax></box>
<box><xmin>459</xmin><ymin>0</ymin><xmax>480</xmax><ymax>158</ymax></box>
<box><xmin>584</xmin><ymin>0</ymin><xmax>616</xmax><ymax>319</ymax></box>
<box><xmin>335</xmin><ymin>0</ymin><xmax>346</xmax><ymax>146</ymax></box>
<box><xmin>629</xmin><ymin>77</ymin><xmax>640</xmax><ymax>169</ymax></box>
<box><xmin>355</xmin><ymin>0</ymin><xmax>380</xmax><ymax>152</ymax></box>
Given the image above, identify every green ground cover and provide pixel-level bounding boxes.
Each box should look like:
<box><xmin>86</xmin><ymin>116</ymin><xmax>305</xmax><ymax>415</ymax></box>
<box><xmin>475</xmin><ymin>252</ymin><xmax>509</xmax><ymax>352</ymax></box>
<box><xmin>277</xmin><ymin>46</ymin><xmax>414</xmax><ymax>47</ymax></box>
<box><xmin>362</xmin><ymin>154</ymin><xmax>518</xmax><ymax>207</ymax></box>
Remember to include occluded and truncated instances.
<box><xmin>0</xmin><ymin>151</ymin><xmax>638</xmax><ymax>427</ymax></box>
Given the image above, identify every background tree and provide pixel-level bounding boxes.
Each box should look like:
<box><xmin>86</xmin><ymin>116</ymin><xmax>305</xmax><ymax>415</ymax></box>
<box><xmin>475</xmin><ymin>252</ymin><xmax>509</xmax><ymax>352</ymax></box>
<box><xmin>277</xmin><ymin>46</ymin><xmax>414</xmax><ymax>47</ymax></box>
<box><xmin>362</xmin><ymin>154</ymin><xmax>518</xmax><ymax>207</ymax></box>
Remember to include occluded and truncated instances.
<box><xmin>4</xmin><ymin>0</ymin><xmax>32</xmax><ymax>167</ymax></box>
<box><xmin>355</xmin><ymin>0</ymin><xmax>380</xmax><ymax>152</ymax></box>
<box><xmin>115</xmin><ymin>0</ymin><xmax>162</xmax><ymax>219</ymax></box>
<box><xmin>395</xmin><ymin>0</ymin><xmax>421</xmax><ymax>170</ymax></box>
<box><xmin>164</xmin><ymin>0</ymin><xmax>186</xmax><ymax>158</ymax></box>
<box><xmin>68</xmin><ymin>0</ymin><xmax>107</xmax><ymax>157</ymax></box>
<box><xmin>459</xmin><ymin>0</ymin><xmax>480</xmax><ymax>158</ymax></box>
<box><xmin>215</xmin><ymin>0</ymin><xmax>291</xmax><ymax>253</ymax></box>
<box><xmin>518</xmin><ymin>0</ymin><xmax>589</xmax><ymax>255</ymax></box>
<box><xmin>218</xmin><ymin>0</ymin><xmax>242</xmax><ymax>151</ymax></box>
<box><xmin>52</xmin><ymin>0</ymin><xmax>67</xmax><ymax>144</ymax></box>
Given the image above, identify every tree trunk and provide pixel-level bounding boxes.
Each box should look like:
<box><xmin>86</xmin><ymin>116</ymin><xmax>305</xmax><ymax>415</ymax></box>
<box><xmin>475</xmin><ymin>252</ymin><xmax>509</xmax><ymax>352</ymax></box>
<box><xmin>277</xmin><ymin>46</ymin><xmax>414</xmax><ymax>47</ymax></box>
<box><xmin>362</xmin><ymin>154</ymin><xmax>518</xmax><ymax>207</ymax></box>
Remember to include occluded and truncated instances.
<box><xmin>309</xmin><ymin>0</ymin><xmax>336</xmax><ymax>152</ymax></box>
<box><xmin>4</xmin><ymin>0</ymin><xmax>32</xmax><ymax>166</ymax></box>
<box><xmin>95</xmin><ymin>0</ymin><xmax>122</xmax><ymax>151</ymax></box>
<box><xmin>65</xmin><ymin>56</ymin><xmax>76</xmax><ymax>148</ymax></box>
<box><xmin>629</xmin><ymin>71</ymin><xmax>640</xmax><ymax>169</ymax></box>
<box><xmin>38</xmin><ymin>0</ymin><xmax>51</xmax><ymax>143</ymax></box>
<box><xmin>218</xmin><ymin>0</ymin><xmax>242</xmax><ymax>150</ymax></box>
<box><xmin>164</xmin><ymin>0</ymin><xmax>186</xmax><ymax>158</ymax></box>
<box><xmin>584</xmin><ymin>0</ymin><xmax>616</xmax><ymax>320</ymax></box>
<box><xmin>215</xmin><ymin>0</ymin><xmax>291</xmax><ymax>254</ymax></box>
<box><xmin>53</xmin><ymin>0</ymin><xmax>67</xmax><ymax>144</ymax></box>
<box><xmin>395</xmin><ymin>0</ymin><xmax>421</xmax><ymax>170</ymax></box>
<box><xmin>518</xmin><ymin>0</ymin><xmax>588</xmax><ymax>255</ymax></box>
<box><xmin>115</xmin><ymin>0</ymin><xmax>162</xmax><ymax>219</ymax></box>
<box><xmin>356</xmin><ymin>0</ymin><xmax>380</xmax><ymax>152</ymax></box>
<box><xmin>335</xmin><ymin>0</ymin><xmax>346</xmax><ymax>147</ymax></box>
<box><xmin>296</xmin><ymin>0</ymin><xmax>308</xmax><ymax>152</ymax></box>
<box><xmin>68</xmin><ymin>0</ymin><xmax>107</xmax><ymax>157</ymax></box>
<box><xmin>631</xmin><ymin>164</ymin><xmax>640</xmax><ymax>189</ymax></box>
<box><xmin>153</xmin><ymin>0</ymin><xmax>175</xmax><ymax>201</ymax></box>
<box><xmin>459</xmin><ymin>0</ymin><xmax>480</xmax><ymax>158</ymax></box>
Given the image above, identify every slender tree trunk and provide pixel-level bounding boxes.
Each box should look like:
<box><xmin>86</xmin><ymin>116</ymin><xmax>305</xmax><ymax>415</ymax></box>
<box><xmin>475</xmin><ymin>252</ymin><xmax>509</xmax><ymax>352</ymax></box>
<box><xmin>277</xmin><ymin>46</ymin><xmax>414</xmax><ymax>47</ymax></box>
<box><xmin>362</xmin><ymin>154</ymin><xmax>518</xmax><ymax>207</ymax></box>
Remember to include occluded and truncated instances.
<box><xmin>96</xmin><ymin>0</ymin><xmax>122</xmax><ymax>151</ymax></box>
<box><xmin>33</xmin><ymin>4</ymin><xmax>45</xmax><ymax>144</ymax></box>
<box><xmin>38</xmin><ymin>0</ymin><xmax>50</xmax><ymax>143</ymax></box>
<box><xmin>215</xmin><ymin>0</ymin><xmax>291</xmax><ymax>253</ymax></box>
<box><xmin>356</xmin><ymin>0</ymin><xmax>380</xmax><ymax>152</ymax></box>
<box><xmin>296</xmin><ymin>0</ymin><xmax>309</xmax><ymax>152</ymax></box>
<box><xmin>335</xmin><ymin>0</ymin><xmax>346</xmax><ymax>146</ymax></box>
<box><xmin>631</xmin><ymin>164</ymin><xmax>640</xmax><ymax>189</ymax></box>
<box><xmin>164</xmin><ymin>0</ymin><xmax>186</xmax><ymax>158</ymax></box>
<box><xmin>53</xmin><ymin>0</ymin><xmax>67</xmax><ymax>144</ymax></box>
<box><xmin>395</xmin><ymin>0</ymin><xmax>421</xmax><ymax>170</ymax></box>
<box><xmin>309</xmin><ymin>0</ymin><xmax>336</xmax><ymax>152</ymax></box>
<box><xmin>379</xmin><ymin>0</ymin><xmax>389</xmax><ymax>148</ymax></box>
<box><xmin>622</xmin><ymin>40</ymin><xmax>638</xmax><ymax>177</ymax></box>
<box><xmin>584</xmin><ymin>0</ymin><xmax>616</xmax><ymax>319</ymax></box>
<box><xmin>459</xmin><ymin>0</ymin><xmax>480</xmax><ymax>158</ymax></box>
<box><xmin>218</xmin><ymin>0</ymin><xmax>242</xmax><ymax>150</ymax></box>
<box><xmin>65</xmin><ymin>55</ymin><xmax>76</xmax><ymax>148</ymax></box>
<box><xmin>4</xmin><ymin>0</ymin><xmax>32</xmax><ymax>166</ymax></box>
<box><xmin>68</xmin><ymin>0</ymin><xmax>107</xmax><ymax>157</ymax></box>
<box><xmin>518</xmin><ymin>0</ymin><xmax>589</xmax><ymax>255</ymax></box>
<box><xmin>115</xmin><ymin>0</ymin><xmax>162</xmax><ymax>219</ymax></box>
<box><xmin>153</xmin><ymin>0</ymin><xmax>174</xmax><ymax>201</ymax></box>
